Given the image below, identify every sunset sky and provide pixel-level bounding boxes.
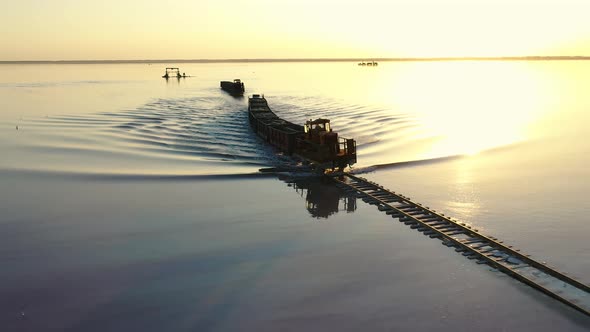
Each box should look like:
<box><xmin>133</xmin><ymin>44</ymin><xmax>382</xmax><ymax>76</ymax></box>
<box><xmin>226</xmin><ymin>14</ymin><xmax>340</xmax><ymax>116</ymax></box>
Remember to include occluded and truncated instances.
<box><xmin>2</xmin><ymin>0</ymin><xmax>590</xmax><ymax>60</ymax></box>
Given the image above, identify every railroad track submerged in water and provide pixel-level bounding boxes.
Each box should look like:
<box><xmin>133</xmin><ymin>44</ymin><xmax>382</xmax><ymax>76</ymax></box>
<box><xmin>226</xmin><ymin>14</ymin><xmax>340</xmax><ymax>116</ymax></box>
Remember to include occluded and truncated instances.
<box><xmin>331</xmin><ymin>172</ymin><xmax>590</xmax><ymax>317</ymax></box>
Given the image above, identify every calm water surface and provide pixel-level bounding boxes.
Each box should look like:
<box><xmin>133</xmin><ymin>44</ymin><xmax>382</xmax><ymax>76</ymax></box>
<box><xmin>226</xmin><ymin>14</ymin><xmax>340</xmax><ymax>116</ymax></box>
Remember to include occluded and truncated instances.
<box><xmin>1</xmin><ymin>61</ymin><xmax>589</xmax><ymax>331</ymax></box>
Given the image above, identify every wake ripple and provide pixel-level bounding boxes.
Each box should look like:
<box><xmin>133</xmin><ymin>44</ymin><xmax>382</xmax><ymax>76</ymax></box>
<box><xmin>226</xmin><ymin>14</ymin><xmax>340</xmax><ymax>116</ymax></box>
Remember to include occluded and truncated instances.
<box><xmin>24</xmin><ymin>96</ymin><xmax>284</xmax><ymax>172</ymax></box>
<box><xmin>0</xmin><ymin>168</ymin><xmax>275</xmax><ymax>181</ymax></box>
<box><xmin>18</xmin><ymin>93</ymin><xmax>461</xmax><ymax>177</ymax></box>
<box><xmin>265</xmin><ymin>96</ymin><xmax>423</xmax><ymax>147</ymax></box>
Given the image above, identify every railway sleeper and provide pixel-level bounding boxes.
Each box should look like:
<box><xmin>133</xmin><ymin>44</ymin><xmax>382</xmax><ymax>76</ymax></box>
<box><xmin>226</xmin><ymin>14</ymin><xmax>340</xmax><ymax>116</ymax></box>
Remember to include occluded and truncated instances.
<box><xmin>440</xmin><ymin>228</ymin><xmax>460</xmax><ymax>235</ymax></box>
<box><xmin>354</xmin><ymin>185</ymin><xmax>374</xmax><ymax>190</ymax></box>
<box><xmin>470</xmin><ymin>242</ymin><xmax>490</xmax><ymax>249</ymax></box>
<box><xmin>436</xmin><ymin>223</ymin><xmax>460</xmax><ymax>229</ymax></box>
<box><xmin>446</xmin><ymin>230</ymin><xmax>466</xmax><ymax>236</ymax></box>
<box><xmin>462</xmin><ymin>238</ymin><xmax>485</xmax><ymax>245</ymax></box>
<box><xmin>401</xmin><ymin>209</ymin><xmax>423</xmax><ymax>215</ymax></box>
<box><xmin>511</xmin><ymin>264</ymin><xmax>530</xmax><ymax>270</ymax></box>
<box><xmin>430</xmin><ymin>220</ymin><xmax>452</xmax><ymax>226</ymax></box>
<box><xmin>400</xmin><ymin>206</ymin><xmax>424</xmax><ymax>213</ymax></box>
<box><xmin>382</xmin><ymin>198</ymin><xmax>403</xmax><ymax>203</ymax></box>
<box><xmin>403</xmin><ymin>211</ymin><xmax>421</xmax><ymax>217</ymax></box>
<box><xmin>419</xmin><ymin>215</ymin><xmax>440</xmax><ymax>221</ymax></box>
<box><xmin>396</xmin><ymin>204</ymin><xmax>415</xmax><ymax>209</ymax></box>
<box><xmin>399</xmin><ymin>205</ymin><xmax>421</xmax><ymax>211</ymax></box>
<box><xmin>423</xmin><ymin>219</ymin><xmax>446</xmax><ymax>226</ymax></box>
<box><xmin>420</xmin><ymin>219</ymin><xmax>440</xmax><ymax>224</ymax></box>
<box><xmin>374</xmin><ymin>196</ymin><xmax>394</xmax><ymax>202</ymax></box>
<box><xmin>435</xmin><ymin>225</ymin><xmax>457</xmax><ymax>231</ymax></box>
<box><xmin>490</xmin><ymin>251</ymin><xmax>510</xmax><ymax>259</ymax></box>
<box><xmin>478</xmin><ymin>247</ymin><xmax>497</xmax><ymax>254</ymax></box>
<box><xmin>407</xmin><ymin>209</ymin><xmax>427</xmax><ymax>215</ymax></box>
<box><xmin>484</xmin><ymin>250</ymin><xmax>505</xmax><ymax>258</ymax></box>
<box><xmin>372</xmin><ymin>192</ymin><xmax>393</xmax><ymax>197</ymax></box>
<box><xmin>493</xmin><ymin>256</ymin><xmax>510</xmax><ymax>263</ymax></box>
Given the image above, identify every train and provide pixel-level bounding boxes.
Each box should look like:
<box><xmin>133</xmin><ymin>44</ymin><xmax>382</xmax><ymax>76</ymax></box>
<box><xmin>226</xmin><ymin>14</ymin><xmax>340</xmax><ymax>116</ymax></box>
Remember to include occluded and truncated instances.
<box><xmin>248</xmin><ymin>94</ymin><xmax>356</xmax><ymax>171</ymax></box>
<box><xmin>220</xmin><ymin>79</ymin><xmax>245</xmax><ymax>95</ymax></box>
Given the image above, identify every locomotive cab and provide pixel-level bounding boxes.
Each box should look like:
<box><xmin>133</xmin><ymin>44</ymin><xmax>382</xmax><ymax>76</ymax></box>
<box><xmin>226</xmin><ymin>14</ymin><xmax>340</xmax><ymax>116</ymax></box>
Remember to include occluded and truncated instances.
<box><xmin>304</xmin><ymin>118</ymin><xmax>339</xmax><ymax>156</ymax></box>
<box><xmin>304</xmin><ymin>119</ymin><xmax>332</xmax><ymax>143</ymax></box>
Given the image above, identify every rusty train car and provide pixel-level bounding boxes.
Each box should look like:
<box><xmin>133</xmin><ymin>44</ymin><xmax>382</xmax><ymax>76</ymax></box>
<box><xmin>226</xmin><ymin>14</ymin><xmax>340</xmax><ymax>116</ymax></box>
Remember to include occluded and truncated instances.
<box><xmin>220</xmin><ymin>79</ymin><xmax>245</xmax><ymax>95</ymax></box>
<box><xmin>248</xmin><ymin>94</ymin><xmax>356</xmax><ymax>170</ymax></box>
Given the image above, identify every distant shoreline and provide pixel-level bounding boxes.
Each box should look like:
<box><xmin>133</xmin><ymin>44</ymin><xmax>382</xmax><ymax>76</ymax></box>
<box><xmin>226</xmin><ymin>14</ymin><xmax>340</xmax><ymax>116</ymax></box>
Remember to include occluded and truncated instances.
<box><xmin>1</xmin><ymin>56</ymin><xmax>590</xmax><ymax>64</ymax></box>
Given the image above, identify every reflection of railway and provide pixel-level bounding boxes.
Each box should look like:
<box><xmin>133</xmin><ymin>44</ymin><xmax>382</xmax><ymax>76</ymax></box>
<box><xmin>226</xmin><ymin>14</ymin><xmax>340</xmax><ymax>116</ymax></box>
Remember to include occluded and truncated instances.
<box><xmin>248</xmin><ymin>94</ymin><xmax>357</xmax><ymax>171</ymax></box>
<box><xmin>286</xmin><ymin>178</ymin><xmax>356</xmax><ymax>219</ymax></box>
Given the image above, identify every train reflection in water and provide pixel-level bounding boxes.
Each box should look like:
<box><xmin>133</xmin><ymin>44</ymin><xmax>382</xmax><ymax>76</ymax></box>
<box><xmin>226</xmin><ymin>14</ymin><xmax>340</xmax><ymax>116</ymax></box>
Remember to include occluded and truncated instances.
<box><xmin>281</xmin><ymin>176</ymin><xmax>357</xmax><ymax>219</ymax></box>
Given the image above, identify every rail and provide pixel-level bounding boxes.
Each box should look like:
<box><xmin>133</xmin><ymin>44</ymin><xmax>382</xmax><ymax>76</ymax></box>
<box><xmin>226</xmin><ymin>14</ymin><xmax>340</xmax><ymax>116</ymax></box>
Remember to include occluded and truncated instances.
<box><xmin>331</xmin><ymin>173</ymin><xmax>590</xmax><ymax>317</ymax></box>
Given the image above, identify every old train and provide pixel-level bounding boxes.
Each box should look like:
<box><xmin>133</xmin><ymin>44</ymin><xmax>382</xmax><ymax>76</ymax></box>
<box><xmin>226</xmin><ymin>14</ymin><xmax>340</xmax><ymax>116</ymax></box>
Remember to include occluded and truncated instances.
<box><xmin>220</xmin><ymin>79</ymin><xmax>245</xmax><ymax>95</ymax></box>
<box><xmin>248</xmin><ymin>94</ymin><xmax>356</xmax><ymax>171</ymax></box>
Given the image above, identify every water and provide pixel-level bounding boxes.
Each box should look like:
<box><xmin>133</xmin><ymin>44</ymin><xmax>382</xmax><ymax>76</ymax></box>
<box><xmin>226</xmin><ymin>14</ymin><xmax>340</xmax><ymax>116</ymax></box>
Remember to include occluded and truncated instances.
<box><xmin>1</xmin><ymin>61</ymin><xmax>589</xmax><ymax>331</ymax></box>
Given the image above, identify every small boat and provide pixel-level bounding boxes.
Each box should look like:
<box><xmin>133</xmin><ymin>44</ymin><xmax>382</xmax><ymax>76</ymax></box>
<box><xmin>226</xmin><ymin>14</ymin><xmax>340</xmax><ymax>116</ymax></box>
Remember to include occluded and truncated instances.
<box><xmin>220</xmin><ymin>79</ymin><xmax>245</xmax><ymax>95</ymax></box>
<box><xmin>248</xmin><ymin>94</ymin><xmax>356</xmax><ymax>171</ymax></box>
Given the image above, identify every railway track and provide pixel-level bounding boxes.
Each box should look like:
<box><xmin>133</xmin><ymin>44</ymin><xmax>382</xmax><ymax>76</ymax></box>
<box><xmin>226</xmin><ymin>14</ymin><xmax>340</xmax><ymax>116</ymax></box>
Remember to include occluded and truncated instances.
<box><xmin>332</xmin><ymin>172</ymin><xmax>590</xmax><ymax>317</ymax></box>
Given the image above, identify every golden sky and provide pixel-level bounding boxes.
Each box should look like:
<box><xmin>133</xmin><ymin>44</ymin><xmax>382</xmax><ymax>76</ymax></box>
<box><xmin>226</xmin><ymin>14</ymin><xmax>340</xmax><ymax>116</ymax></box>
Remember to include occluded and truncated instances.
<box><xmin>2</xmin><ymin>0</ymin><xmax>590</xmax><ymax>60</ymax></box>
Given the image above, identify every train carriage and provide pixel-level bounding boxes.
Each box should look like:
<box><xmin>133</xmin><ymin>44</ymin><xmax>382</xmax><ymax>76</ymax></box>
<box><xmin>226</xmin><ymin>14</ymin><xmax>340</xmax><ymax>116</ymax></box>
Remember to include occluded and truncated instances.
<box><xmin>248</xmin><ymin>94</ymin><xmax>356</xmax><ymax>170</ymax></box>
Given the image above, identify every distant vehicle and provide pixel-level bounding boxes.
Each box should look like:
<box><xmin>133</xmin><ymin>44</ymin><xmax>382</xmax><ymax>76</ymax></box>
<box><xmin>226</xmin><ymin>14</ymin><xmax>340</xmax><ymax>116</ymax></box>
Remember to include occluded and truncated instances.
<box><xmin>220</xmin><ymin>79</ymin><xmax>245</xmax><ymax>95</ymax></box>
<box><xmin>248</xmin><ymin>94</ymin><xmax>356</xmax><ymax>171</ymax></box>
<box><xmin>162</xmin><ymin>67</ymin><xmax>184</xmax><ymax>79</ymax></box>
<box><xmin>358</xmin><ymin>61</ymin><xmax>378</xmax><ymax>66</ymax></box>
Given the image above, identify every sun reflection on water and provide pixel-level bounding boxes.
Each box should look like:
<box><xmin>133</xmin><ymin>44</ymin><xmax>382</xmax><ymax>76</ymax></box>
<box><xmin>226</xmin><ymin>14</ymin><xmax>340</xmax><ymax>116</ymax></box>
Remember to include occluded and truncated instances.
<box><xmin>377</xmin><ymin>61</ymin><xmax>550</xmax><ymax>158</ymax></box>
<box><xmin>450</xmin><ymin>157</ymin><xmax>481</xmax><ymax>218</ymax></box>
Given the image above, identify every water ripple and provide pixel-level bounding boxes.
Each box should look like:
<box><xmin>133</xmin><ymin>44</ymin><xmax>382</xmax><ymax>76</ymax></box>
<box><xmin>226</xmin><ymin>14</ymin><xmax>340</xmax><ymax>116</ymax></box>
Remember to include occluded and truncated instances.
<box><xmin>18</xmin><ymin>94</ymin><xmax>430</xmax><ymax>175</ymax></box>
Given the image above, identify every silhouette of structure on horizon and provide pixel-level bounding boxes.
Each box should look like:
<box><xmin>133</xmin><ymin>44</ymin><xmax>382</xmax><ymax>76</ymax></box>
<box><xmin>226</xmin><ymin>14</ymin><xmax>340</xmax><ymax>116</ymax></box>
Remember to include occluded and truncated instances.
<box><xmin>163</xmin><ymin>67</ymin><xmax>189</xmax><ymax>81</ymax></box>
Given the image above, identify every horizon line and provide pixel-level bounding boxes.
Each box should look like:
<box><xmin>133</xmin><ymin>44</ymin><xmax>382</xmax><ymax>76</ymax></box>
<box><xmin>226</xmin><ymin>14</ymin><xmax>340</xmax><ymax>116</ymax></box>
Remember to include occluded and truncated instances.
<box><xmin>2</xmin><ymin>56</ymin><xmax>590</xmax><ymax>64</ymax></box>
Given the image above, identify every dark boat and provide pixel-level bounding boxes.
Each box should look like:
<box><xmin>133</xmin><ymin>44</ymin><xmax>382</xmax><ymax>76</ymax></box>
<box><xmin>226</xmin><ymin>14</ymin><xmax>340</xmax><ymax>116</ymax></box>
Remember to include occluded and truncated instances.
<box><xmin>220</xmin><ymin>79</ymin><xmax>245</xmax><ymax>95</ymax></box>
<box><xmin>248</xmin><ymin>94</ymin><xmax>356</xmax><ymax>171</ymax></box>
